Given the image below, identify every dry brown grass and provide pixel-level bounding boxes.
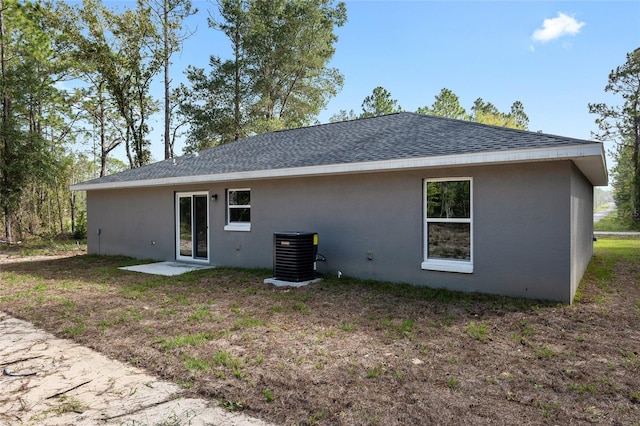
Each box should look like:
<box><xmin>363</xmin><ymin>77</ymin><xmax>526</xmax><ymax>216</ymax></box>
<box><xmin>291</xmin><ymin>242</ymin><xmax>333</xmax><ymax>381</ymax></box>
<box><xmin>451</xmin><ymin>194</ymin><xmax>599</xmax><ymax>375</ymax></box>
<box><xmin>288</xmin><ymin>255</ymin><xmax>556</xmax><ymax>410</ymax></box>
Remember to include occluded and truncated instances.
<box><xmin>1</xmin><ymin>237</ymin><xmax>639</xmax><ymax>425</ymax></box>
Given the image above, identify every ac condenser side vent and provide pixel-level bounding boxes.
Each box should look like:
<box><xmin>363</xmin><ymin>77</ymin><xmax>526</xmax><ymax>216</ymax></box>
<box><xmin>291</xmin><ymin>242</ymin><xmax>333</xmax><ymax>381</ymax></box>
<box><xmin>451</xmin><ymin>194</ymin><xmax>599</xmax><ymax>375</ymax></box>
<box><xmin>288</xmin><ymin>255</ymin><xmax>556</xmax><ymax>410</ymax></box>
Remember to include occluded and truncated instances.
<box><xmin>273</xmin><ymin>232</ymin><xmax>318</xmax><ymax>282</ymax></box>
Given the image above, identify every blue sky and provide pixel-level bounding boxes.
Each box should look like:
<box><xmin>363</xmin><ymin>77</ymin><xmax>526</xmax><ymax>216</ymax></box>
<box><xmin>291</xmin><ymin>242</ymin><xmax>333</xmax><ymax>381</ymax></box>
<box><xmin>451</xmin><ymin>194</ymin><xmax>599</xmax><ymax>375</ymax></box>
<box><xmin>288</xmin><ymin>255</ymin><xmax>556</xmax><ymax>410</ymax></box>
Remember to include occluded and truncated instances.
<box><xmin>112</xmin><ymin>1</ymin><xmax>640</xmax><ymax>173</ymax></box>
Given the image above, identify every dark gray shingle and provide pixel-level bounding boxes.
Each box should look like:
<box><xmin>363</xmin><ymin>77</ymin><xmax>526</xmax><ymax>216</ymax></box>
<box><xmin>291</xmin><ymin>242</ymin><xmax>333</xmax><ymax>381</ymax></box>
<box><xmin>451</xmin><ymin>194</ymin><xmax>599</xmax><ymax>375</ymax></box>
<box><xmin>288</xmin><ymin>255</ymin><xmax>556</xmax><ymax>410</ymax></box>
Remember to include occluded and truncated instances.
<box><xmin>78</xmin><ymin>112</ymin><xmax>597</xmax><ymax>186</ymax></box>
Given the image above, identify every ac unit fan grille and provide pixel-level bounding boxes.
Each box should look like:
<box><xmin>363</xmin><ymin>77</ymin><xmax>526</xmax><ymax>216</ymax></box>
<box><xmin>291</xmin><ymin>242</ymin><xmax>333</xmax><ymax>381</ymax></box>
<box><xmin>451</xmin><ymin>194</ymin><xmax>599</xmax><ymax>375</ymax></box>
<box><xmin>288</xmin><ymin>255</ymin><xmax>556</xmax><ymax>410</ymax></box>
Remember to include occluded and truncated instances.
<box><xmin>273</xmin><ymin>232</ymin><xmax>317</xmax><ymax>282</ymax></box>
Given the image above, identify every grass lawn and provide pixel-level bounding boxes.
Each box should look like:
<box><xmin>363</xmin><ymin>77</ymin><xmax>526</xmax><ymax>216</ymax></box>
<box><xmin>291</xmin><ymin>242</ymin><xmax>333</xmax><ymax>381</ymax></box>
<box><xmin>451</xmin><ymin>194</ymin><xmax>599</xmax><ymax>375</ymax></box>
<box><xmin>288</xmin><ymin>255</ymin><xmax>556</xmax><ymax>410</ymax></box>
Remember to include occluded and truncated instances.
<box><xmin>1</xmin><ymin>237</ymin><xmax>639</xmax><ymax>425</ymax></box>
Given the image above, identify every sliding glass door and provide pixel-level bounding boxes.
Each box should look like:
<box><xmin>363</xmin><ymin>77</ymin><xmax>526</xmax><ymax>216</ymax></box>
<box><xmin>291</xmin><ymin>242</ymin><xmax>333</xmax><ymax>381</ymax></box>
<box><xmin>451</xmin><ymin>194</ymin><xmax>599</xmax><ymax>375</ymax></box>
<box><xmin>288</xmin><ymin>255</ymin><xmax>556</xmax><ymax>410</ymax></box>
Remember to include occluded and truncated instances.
<box><xmin>176</xmin><ymin>192</ymin><xmax>209</xmax><ymax>262</ymax></box>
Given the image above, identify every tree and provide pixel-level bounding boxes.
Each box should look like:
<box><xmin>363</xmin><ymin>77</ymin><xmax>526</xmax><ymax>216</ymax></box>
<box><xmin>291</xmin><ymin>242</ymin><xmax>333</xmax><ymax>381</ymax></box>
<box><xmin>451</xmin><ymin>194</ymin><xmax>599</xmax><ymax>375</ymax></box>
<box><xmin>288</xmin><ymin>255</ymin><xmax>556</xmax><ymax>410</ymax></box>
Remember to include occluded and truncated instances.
<box><xmin>0</xmin><ymin>0</ymin><xmax>59</xmax><ymax>242</ymax></box>
<box><xmin>417</xmin><ymin>88</ymin><xmax>467</xmax><ymax>120</ymax></box>
<box><xmin>76</xmin><ymin>81</ymin><xmax>127</xmax><ymax>177</ymax></box>
<box><xmin>509</xmin><ymin>100</ymin><xmax>529</xmax><ymax>130</ymax></box>
<box><xmin>589</xmin><ymin>48</ymin><xmax>640</xmax><ymax>223</ymax></box>
<box><xmin>329</xmin><ymin>108</ymin><xmax>357</xmax><ymax>122</ymax></box>
<box><xmin>72</xmin><ymin>0</ymin><xmax>160</xmax><ymax>168</ymax></box>
<box><xmin>468</xmin><ymin>97</ymin><xmax>528</xmax><ymax>130</ymax></box>
<box><xmin>146</xmin><ymin>0</ymin><xmax>197</xmax><ymax>159</ymax></box>
<box><xmin>180</xmin><ymin>0</ymin><xmax>346</xmax><ymax>152</ymax></box>
<box><xmin>360</xmin><ymin>86</ymin><xmax>402</xmax><ymax>118</ymax></box>
<box><xmin>176</xmin><ymin>56</ymin><xmax>242</xmax><ymax>152</ymax></box>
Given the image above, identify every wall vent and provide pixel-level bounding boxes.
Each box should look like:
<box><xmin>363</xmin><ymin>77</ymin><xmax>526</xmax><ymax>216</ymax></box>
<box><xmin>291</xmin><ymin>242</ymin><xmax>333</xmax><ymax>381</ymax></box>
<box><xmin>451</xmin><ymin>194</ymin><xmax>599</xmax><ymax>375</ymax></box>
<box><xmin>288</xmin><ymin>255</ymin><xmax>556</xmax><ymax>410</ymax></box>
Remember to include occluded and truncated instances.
<box><xmin>273</xmin><ymin>232</ymin><xmax>318</xmax><ymax>282</ymax></box>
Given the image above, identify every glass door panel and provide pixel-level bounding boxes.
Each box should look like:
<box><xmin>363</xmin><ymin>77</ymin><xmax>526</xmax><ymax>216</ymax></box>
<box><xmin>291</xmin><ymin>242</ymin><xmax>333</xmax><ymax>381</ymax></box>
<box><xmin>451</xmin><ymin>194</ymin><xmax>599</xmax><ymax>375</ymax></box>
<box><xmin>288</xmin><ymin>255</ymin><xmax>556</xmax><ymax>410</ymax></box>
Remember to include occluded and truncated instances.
<box><xmin>179</xmin><ymin>196</ymin><xmax>192</xmax><ymax>257</ymax></box>
<box><xmin>194</xmin><ymin>195</ymin><xmax>208</xmax><ymax>259</ymax></box>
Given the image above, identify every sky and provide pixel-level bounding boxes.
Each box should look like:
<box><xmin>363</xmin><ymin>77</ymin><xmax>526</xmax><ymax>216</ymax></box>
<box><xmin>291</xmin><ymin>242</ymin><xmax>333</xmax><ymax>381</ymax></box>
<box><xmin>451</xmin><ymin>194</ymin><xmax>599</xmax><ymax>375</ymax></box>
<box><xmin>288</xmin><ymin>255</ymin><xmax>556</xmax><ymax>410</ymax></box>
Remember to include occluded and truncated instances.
<box><xmin>106</xmin><ymin>0</ymin><xmax>640</xmax><ymax>176</ymax></box>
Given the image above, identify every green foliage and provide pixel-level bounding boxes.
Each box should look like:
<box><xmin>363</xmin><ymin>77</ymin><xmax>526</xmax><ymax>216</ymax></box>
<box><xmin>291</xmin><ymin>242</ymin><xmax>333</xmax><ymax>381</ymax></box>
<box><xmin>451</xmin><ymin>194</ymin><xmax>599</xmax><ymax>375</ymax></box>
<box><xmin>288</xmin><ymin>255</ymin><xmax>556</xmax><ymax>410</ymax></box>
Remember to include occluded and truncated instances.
<box><xmin>332</xmin><ymin>87</ymin><xmax>529</xmax><ymax>129</ymax></box>
<box><xmin>329</xmin><ymin>108</ymin><xmax>358</xmax><ymax>122</ymax></box>
<box><xmin>414</xmin><ymin>88</ymin><xmax>529</xmax><ymax>130</ymax></box>
<box><xmin>360</xmin><ymin>86</ymin><xmax>402</xmax><ymax>118</ymax></box>
<box><xmin>0</xmin><ymin>0</ymin><xmax>63</xmax><ymax>242</ymax></box>
<box><xmin>533</xmin><ymin>345</ymin><xmax>555</xmax><ymax>359</ymax></box>
<box><xmin>74</xmin><ymin>210</ymin><xmax>87</xmax><ymax>240</ymax></box>
<box><xmin>337</xmin><ymin>322</ymin><xmax>354</xmax><ymax>331</ymax></box>
<box><xmin>470</xmin><ymin>97</ymin><xmax>528</xmax><ymax>130</ymax></box>
<box><xmin>69</xmin><ymin>0</ymin><xmax>161</xmax><ymax>168</ymax></box>
<box><xmin>447</xmin><ymin>377</ymin><xmax>460</xmax><ymax>389</ymax></box>
<box><xmin>589</xmin><ymin>48</ymin><xmax>640</xmax><ymax>222</ymax></box>
<box><xmin>183</xmin><ymin>354</ymin><xmax>211</xmax><ymax>372</ymax></box>
<box><xmin>568</xmin><ymin>382</ymin><xmax>597</xmax><ymax>394</ymax></box>
<box><xmin>466</xmin><ymin>321</ymin><xmax>489</xmax><ymax>342</ymax></box>
<box><xmin>187</xmin><ymin>304</ymin><xmax>213</xmax><ymax>322</ymax></box>
<box><xmin>179</xmin><ymin>0</ymin><xmax>347</xmax><ymax>152</ymax></box>
<box><xmin>212</xmin><ymin>350</ymin><xmax>244</xmax><ymax>377</ymax></box>
<box><xmin>594</xmin><ymin>210</ymin><xmax>640</xmax><ymax>231</ymax></box>
<box><xmin>417</xmin><ymin>88</ymin><xmax>467</xmax><ymax>120</ymax></box>
<box><xmin>62</xmin><ymin>319</ymin><xmax>87</xmax><ymax>338</ymax></box>
<box><xmin>158</xmin><ymin>332</ymin><xmax>217</xmax><ymax>349</ymax></box>
<box><xmin>534</xmin><ymin>399</ymin><xmax>560</xmax><ymax>418</ymax></box>
<box><xmin>56</xmin><ymin>395</ymin><xmax>86</xmax><ymax>414</ymax></box>
<box><xmin>262</xmin><ymin>388</ymin><xmax>274</xmax><ymax>402</ymax></box>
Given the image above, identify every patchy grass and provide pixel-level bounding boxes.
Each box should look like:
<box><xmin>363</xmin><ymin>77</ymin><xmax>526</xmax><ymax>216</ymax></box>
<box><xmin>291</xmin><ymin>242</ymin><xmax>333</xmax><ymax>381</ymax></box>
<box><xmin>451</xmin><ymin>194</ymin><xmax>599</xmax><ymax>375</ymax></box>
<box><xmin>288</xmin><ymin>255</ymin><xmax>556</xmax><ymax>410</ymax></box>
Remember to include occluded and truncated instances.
<box><xmin>466</xmin><ymin>321</ymin><xmax>489</xmax><ymax>342</ymax></box>
<box><xmin>0</xmin><ymin>238</ymin><xmax>86</xmax><ymax>257</ymax></box>
<box><xmin>1</xmin><ymin>237</ymin><xmax>639</xmax><ymax>425</ymax></box>
<box><xmin>55</xmin><ymin>395</ymin><xmax>86</xmax><ymax>414</ymax></box>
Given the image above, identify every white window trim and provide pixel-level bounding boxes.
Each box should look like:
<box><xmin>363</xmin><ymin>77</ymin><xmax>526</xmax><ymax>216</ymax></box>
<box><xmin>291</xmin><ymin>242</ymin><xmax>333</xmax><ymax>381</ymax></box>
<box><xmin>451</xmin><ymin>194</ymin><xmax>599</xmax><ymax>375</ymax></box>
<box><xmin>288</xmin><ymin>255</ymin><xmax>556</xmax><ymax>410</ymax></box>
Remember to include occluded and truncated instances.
<box><xmin>224</xmin><ymin>188</ymin><xmax>251</xmax><ymax>232</ymax></box>
<box><xmin>224</xmin><ymin>223</ymin><xmax>251</xmax><ymax>232</ymax></box>
<box><xmin>422</xmin><ymin>177</ymin><xmax>473</xmax><ymax>273</ymax></box>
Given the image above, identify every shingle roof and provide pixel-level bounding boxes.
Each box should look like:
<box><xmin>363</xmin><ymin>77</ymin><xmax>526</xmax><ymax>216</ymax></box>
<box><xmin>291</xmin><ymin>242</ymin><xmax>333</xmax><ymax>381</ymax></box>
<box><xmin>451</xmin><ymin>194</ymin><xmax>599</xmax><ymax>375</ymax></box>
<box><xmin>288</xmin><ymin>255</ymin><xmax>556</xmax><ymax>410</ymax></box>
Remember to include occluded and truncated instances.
<box><xmin>73</xmin><ymin>112</ymin><xmax>607</xmax><ymax>189</ymax></box>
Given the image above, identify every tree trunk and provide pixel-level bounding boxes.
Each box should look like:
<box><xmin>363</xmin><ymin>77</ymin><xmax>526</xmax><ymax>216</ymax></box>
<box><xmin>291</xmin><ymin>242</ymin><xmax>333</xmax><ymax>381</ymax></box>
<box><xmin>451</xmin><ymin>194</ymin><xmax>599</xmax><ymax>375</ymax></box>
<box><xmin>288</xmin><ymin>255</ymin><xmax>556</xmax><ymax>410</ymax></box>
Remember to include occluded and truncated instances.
<box><xmin>633</xmin><ymin>111</ymin><xmax>640</xmax><ymax>220</ymax></box>
<box><xmin>0</xmin><ymin>0</ymin><xmax>12</xmax><ymax>243</ymax></box>
<box><xmin>98</xmin><ymin>83</ymin><xmax>108</xmax><ymax>177</ymax></box>
<box><xmin>163</xmin><ymin>0</ymin><xmax>171</xmax><ymax>159</ymax></box>
<box><xmin>54</xmin><ymin>178</ymin><xmax>64</xmax><ymax>234</ymax></box>
<box><xmin>70</xmin><ymin>192</ymin><xmax>76</xmax><ymax>235</ymax></box>
<box><xmin>125</xmin><ymin>126</ymin><xmax>134</xmax><ymax>169</ymax></box>
<box><xmin>234</xmin><ymin>26</ymin><xmax>241</xmax><ymax>141</ymax></box>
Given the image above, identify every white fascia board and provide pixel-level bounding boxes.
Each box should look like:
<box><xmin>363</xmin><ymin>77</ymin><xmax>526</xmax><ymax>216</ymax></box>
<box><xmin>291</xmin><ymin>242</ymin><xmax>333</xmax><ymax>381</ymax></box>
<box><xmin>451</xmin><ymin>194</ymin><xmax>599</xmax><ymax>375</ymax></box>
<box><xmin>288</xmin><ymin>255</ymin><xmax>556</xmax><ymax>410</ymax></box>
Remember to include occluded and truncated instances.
<box><xmin>70</xmin><ymin>143</ymin><xmax>607</xmax><ymax>191</ymax></box>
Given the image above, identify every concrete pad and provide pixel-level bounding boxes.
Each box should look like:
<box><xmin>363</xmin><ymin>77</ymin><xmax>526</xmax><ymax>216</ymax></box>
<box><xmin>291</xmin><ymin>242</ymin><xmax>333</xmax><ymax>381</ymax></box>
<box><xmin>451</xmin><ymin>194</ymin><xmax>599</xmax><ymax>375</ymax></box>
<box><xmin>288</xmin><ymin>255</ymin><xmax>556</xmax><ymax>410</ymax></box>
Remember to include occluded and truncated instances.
<box><xmin>0</xmin><ymin>312</ymin><xmax>273</xmax><ymax>426</ymax></box>
<box><xmin>263</xmin><ymin>277</ymin><xmax>322</xmax><ymax>288</ymax></box>
<box><xmin>119</xmin><ymin>261</ymin><xmax>214</xmax><ymax>276</ymax></box>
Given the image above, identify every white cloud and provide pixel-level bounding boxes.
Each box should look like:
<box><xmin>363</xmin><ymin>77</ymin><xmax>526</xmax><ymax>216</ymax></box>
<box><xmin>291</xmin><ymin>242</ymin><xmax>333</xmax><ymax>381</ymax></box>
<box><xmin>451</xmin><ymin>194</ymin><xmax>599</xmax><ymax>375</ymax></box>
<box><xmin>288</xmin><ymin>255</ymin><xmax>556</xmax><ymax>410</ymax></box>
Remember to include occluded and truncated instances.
<box><xmin>532</xmin><ymin>12</ymin><xmax>585</xmax><ymax>43</ymax></box>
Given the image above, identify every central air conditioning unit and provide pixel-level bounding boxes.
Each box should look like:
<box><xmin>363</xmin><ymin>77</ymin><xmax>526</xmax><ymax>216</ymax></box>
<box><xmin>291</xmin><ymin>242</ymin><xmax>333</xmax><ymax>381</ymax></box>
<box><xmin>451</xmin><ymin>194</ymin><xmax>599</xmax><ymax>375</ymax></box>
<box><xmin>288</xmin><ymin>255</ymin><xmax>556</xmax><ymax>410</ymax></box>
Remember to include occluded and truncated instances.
<box><xmin>273</xmin><ymin>232</ymin><xmax>318</xmax><ymax>282</ymax></box>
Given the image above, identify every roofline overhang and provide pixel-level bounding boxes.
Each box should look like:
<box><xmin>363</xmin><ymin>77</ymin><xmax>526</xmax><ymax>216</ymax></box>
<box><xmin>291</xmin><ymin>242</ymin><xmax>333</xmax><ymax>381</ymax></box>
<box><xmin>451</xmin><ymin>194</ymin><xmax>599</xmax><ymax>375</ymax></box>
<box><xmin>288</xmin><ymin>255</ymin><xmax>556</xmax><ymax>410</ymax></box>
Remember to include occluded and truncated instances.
<box><xmin>70</xmin><ymin>143</ymin><xmax>608</xmax><ymax>191</ymax></box>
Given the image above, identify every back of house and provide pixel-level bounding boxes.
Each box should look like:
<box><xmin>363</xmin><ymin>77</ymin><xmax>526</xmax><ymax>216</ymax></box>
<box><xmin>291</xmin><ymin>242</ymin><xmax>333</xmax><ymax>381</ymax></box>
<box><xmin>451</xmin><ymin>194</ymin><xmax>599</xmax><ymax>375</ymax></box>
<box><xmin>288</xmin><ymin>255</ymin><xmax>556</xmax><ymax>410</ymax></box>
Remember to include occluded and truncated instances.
<box><xmin>72</xmin><ymin>112</ymin><xmax>608</xmax><ymax>303</ymax></box>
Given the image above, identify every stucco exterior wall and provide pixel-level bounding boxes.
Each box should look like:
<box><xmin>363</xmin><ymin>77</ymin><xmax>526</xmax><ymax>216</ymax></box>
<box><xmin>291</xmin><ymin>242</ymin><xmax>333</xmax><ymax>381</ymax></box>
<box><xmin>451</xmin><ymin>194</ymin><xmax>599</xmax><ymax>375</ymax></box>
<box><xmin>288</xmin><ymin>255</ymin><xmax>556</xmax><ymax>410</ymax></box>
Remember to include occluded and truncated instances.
<box><xmin>85</xmin><ymin>160</ymin><xmax>587</xmax><ymax>302</ymax></box>
<box><xmin>87</xmin><ymin>187</ymin><xmax>177</xmax><ymax>260</ymax></box>
<box><xmin>569</xmin><ymin>163</ymin><xmax>595</xmax><ymax>302</ymax></box>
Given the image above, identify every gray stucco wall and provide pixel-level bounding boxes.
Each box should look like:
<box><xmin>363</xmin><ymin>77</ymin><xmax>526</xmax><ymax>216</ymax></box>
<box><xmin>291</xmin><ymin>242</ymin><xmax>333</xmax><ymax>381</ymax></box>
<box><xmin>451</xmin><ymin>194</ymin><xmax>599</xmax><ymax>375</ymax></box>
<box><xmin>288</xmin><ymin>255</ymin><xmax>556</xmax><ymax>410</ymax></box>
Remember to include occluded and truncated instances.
<box><xmin>86</xmin><ymin>160</ymin><xmax>589</xmax><ymax>302</ymax></box>
<box><xmin>87</xmin><ymin>187</ymin><xmax>177</xmax><ymax>260</ymax></box>
<box><xmin>569</xmin><ymin>163</ymin><xmax>595</xmax><ymax>302</ymax></box>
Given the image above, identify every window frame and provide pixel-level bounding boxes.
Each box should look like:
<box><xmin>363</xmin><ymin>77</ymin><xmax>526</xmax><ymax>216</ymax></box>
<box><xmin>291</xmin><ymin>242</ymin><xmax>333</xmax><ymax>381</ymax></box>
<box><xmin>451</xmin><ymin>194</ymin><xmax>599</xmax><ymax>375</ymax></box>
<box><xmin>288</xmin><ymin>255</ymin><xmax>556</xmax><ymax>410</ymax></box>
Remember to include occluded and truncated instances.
<box><xmin>422</xmin><ymin>177</ymin><xmax>473</xmax><ymax>273</ymax></box>
<box><xmin>224</xmin><ymin>188</ymin><xmax>251</xmax><ymax>232</ymax></box>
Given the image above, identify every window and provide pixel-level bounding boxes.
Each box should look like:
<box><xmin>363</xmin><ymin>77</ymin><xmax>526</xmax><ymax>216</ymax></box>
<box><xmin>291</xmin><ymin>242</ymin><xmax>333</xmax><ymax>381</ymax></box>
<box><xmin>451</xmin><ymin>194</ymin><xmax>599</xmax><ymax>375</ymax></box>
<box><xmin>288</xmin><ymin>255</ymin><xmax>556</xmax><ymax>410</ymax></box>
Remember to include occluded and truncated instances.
<box><xmin>225</xmin><ymin>188</ymin><xmax>251</xmax><ymax>231</ymax></box>
<box><xmin>422</xmin><ymin>178</ymin><xmax>473</xmax><ymax>273</ymax></box>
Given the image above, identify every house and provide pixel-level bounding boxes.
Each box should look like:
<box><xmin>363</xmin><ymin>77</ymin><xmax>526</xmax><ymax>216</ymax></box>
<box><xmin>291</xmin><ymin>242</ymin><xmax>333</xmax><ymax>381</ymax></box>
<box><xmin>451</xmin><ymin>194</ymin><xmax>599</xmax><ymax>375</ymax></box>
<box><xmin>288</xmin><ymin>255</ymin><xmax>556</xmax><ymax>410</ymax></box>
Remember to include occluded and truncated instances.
<box><xmin>71</xmin><ymin>112</ymin><xmax>608</xmax><ymax>303</ymax></box>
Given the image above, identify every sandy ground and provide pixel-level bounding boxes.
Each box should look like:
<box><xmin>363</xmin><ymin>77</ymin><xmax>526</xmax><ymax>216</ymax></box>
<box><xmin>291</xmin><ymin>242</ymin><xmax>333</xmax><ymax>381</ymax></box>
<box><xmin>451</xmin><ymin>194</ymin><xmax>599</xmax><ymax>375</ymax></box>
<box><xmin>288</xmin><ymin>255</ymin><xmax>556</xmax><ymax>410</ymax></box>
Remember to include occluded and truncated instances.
<box><xmin>0</xmin><ymin>311</ymin><xmax>273</xmax><ymax>426</ymax></box>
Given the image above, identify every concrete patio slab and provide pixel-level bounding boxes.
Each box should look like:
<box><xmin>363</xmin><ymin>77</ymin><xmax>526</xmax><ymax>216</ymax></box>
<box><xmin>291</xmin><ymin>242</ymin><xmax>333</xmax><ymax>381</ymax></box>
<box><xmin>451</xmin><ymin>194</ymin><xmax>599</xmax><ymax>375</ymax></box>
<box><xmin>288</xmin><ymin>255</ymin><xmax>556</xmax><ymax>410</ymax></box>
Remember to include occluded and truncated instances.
<box><xmin>263</xmin><ymin>277</ymin><xmax>322</xmax><ymax>288</ymax></box>
<box><xmin>119</xmin><ymin>261</ymin><xmax>214</xmax><ymax>276</ymax></box>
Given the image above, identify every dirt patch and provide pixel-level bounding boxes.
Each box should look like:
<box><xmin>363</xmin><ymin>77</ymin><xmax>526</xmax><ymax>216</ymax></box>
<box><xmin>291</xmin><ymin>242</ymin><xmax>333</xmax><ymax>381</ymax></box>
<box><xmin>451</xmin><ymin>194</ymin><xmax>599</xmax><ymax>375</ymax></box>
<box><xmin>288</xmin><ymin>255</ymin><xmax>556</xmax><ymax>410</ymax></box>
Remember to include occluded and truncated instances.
<box><xmin>1</xmin><ymin>241</ymin><xmax>639</xmax><ymax>425</ymax></box>
<box><xmin>0</xmin><ymin>312</ymin><xmax>271</xmax><ymax>426</ymax></box>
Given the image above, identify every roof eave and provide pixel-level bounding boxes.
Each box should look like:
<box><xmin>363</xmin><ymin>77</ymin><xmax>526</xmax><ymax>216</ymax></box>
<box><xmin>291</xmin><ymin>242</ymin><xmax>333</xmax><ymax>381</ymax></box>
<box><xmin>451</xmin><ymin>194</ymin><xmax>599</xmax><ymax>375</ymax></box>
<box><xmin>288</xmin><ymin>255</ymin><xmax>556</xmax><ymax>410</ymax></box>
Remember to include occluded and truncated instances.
<box><xmin>70</xmin><ymin>143</ymin><xmax>608</xmax><ymax>191</ymax></box>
